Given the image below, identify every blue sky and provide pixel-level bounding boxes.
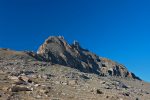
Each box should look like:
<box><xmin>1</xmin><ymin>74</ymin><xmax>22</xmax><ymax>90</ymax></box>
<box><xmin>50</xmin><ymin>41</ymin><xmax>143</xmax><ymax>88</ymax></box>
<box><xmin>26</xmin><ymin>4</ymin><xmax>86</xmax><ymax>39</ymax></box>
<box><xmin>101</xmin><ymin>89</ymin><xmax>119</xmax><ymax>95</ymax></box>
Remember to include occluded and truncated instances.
<box><xmin>0</xmin><ymin>0</ymin><xmax>150</xmax><ymax>82</ymax></box>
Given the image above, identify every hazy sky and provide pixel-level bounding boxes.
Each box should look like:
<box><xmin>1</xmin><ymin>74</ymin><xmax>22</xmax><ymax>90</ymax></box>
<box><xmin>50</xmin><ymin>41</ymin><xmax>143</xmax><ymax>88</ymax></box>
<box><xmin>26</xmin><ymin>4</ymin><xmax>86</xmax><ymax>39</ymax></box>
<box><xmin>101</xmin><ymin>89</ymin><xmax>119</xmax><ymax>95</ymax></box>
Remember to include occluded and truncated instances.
<box><xmin>0</xmin><ymin>0</ymin><xmax>150</xmax><ymax>82</ymax></box>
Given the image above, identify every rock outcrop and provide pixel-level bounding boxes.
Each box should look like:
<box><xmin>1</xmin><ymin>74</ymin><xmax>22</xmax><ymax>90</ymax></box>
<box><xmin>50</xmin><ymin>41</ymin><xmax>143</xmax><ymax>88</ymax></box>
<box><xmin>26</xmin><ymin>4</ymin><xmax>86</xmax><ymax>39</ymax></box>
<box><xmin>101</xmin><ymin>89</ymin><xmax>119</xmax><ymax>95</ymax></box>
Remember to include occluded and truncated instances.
<box><xmin>37</xmin><ymin>36</ymin><xmax>141</xmax><ymax>80</ymax></box>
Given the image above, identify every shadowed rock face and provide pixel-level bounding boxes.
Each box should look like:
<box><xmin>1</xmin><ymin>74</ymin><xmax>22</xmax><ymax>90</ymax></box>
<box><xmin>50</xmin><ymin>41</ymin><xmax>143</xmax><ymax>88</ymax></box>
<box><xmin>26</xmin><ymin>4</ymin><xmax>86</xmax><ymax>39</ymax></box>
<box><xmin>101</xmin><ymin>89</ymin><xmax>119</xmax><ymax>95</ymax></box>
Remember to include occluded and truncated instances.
<box><xmin>37</xmin><ymin>36</ymin><xmax>141</xmax><ymax>80</ymax></box>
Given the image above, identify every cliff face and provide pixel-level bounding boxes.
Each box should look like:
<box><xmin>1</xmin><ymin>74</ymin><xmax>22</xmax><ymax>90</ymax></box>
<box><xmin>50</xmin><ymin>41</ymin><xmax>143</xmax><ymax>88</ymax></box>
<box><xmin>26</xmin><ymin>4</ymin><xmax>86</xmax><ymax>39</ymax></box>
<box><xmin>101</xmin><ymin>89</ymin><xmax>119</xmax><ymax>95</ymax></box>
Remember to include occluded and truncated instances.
<box><xmin>37</xmin><ymin>36</ymin><xmax>140</xmax><ymax>80</ymax></box>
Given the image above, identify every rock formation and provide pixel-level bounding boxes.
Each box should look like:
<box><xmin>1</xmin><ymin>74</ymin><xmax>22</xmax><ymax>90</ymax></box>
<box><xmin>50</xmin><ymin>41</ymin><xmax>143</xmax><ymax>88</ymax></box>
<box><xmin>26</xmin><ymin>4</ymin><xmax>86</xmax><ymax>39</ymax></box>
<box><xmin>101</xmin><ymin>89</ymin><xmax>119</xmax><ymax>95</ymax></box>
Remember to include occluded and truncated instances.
<box><xmin>37</xmin><ymin>36</ymin><xmax>141</xmax><ymax>80</ymax></box>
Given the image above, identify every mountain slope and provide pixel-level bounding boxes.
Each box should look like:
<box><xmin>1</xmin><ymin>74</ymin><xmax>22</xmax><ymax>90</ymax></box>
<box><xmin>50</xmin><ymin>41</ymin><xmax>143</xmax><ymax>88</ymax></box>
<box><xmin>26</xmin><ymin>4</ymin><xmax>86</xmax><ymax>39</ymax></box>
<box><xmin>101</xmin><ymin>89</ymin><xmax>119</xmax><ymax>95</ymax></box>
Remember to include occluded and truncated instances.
<box><xmin>0</xmin><ymin>36</ymin><xmax>150</xmax><ymax>100</ymax></box>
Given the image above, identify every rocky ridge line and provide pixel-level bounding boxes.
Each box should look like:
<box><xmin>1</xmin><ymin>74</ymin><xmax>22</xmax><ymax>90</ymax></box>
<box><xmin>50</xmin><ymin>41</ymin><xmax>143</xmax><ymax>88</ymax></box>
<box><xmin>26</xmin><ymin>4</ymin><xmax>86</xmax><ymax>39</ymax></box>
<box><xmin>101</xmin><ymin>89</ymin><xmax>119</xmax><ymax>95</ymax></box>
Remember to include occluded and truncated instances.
<box><xmin>37</xmin><ymin>36</ymin><xmax>141</xmax><ymax>80</ymax></box>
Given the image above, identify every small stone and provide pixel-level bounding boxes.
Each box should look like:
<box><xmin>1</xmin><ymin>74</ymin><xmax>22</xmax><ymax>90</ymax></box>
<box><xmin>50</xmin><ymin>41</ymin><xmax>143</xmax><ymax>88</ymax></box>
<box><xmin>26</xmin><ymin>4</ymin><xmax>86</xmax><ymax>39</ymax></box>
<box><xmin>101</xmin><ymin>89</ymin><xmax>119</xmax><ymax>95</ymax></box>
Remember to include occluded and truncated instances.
<box><xmin>90</xmin><ymin>89</ymin><xmax>94</xmax><ymax>92</ymax></box>
<box><xmin>67</xmin><ymin>80</ymin><xmax>77</xmax><ymax>85</ymax></box>
<box><xmin>61</xmin><ymin>81</ymin><xmax>67</xmax><ymax>85</ymax></box>
<box><xmin>34</xmin><ymin>84</ymin><xmax>40</xmax><ymax>87</ymax></box>
<box><xmin>36</xmin><ymin>95</ymin><xmax>42</xmax><ymax>99</ymax></box>
<box><xmin>39</xmin><ymin>86</ymin><xmax>51</xmax><ymax>94</ymax></box>
<box><xmin>39</xmin><ymin>89</ymin><xmax>47</xmax><ymax>94</ymax></box>
<box><xmin>119</xmin><ymin>83</ymin><xmax>128</xmax><ymax>89</ymax></box>
<box><xmin>55</xmin><ymin>81</ymin><xmax>60</xmax><ymax>84</ymax></box>
<box><xmin>8</xmin><ymin>76</ymin><xmax>19</xmax><ymax>82</ymax></box>
<box><xmin>42</xmin><ymin>75</ymin><xmax>48</xmax><ymax>79</ymax></box>
<box><xmin>28</xmin><ymin>74</ymin><xmax>37</xmax><ymax>79</ymax></box>
<box><xmin>144</xmin><ymin>91</ymin><xmax>149</xmax><ymax>94</ymax></box>
<box><xmin>0</xmin><ymin>70</ymin><xmax>5</xmax><ymax>74</ymax></box>
<box><xmin>122</xmin><ymin>92</ymin><xmax>130</xmax><ymax>96</ymax></box>
<box><xmin>96</xmin><ymin>89</ymin><xmax>104</xmax><ymax>94</ymax></box>
<box><xmin>104</xmin><ymin>86</ymin><xmax>112</xmax><ymax>89</ymax></box>
<box><xmin>38</xmin><ymin>74</ymin><xmax>42</xmax><ymax>78</ymax></box>
<box><xmin>2</xmin><ymin>87</ymin><xmax>10</xmax><ymax>92</ymax></box>
<box><xmin>100</xmin><ymin>81</ymin><xmax>106</xmax><ymax>84</ymax></box>
<box><xmin>61</xmin><ymin>92</ymin><xmax>66</xmax><ymax>95</ymax></box>
<box><xmin>19</xmin><ymin>76</ymin><xmax>32</xmax><ymax>83</ymax></box>
<box><xmin>106</xmin><ymin>96</ymin><xmax>109</xmax><ymax>98</ymax></box>
<box><xmin>136</xmin><ymin>98</ymin><xmax>139</xmax><ymax>100</ymax></box>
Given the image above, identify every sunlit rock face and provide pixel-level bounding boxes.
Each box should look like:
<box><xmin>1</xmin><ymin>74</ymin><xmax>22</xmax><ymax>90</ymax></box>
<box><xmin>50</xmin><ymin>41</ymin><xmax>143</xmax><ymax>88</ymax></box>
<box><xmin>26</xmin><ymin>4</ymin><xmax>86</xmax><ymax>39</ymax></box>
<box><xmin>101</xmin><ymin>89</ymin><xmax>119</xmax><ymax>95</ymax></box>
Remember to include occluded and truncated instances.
<box><xmin>37</xmin><ymin>36</ymin><xmax>141</xmax><ymax>80</ymax></box>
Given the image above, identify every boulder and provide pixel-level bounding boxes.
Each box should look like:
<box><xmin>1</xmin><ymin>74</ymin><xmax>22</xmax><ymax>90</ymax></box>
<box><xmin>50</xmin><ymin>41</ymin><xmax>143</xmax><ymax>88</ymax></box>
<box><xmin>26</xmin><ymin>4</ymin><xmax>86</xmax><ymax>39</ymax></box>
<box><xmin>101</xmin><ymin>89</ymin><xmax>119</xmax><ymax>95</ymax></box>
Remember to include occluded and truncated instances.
<box><xmin>10</xmin><ymin>86</ymin><xmax>32</xmax><ymax>92</ymax></box>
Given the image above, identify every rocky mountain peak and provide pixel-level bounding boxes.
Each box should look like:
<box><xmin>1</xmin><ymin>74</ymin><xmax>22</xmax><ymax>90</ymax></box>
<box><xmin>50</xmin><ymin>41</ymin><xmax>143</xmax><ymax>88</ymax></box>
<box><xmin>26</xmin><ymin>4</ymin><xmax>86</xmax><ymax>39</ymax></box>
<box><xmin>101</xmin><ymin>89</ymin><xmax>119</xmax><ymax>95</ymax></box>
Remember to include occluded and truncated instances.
<box><xmin>45</xmin><ymin>36</ymin><xmax>65</xmax><ymax>44</ymax></box>
<box><xmin>37</xmin><ymin>36</ymin><xmax>67</xmax><ymax>54</ymax></box>
<box><xmin>37</xmin><ymin>36</ymin><xmax>141</xmax><ymax>80</ymax></box>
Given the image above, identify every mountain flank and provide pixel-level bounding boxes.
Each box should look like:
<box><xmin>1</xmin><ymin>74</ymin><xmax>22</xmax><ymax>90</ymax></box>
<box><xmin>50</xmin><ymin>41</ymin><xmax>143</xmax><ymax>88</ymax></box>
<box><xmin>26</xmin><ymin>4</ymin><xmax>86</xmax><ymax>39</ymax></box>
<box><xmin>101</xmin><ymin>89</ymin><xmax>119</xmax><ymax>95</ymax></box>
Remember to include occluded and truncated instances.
<box><xmin>0</xmin><ymin>36</ymin><xmax>149</xmax><ymax>100</ymax></box>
